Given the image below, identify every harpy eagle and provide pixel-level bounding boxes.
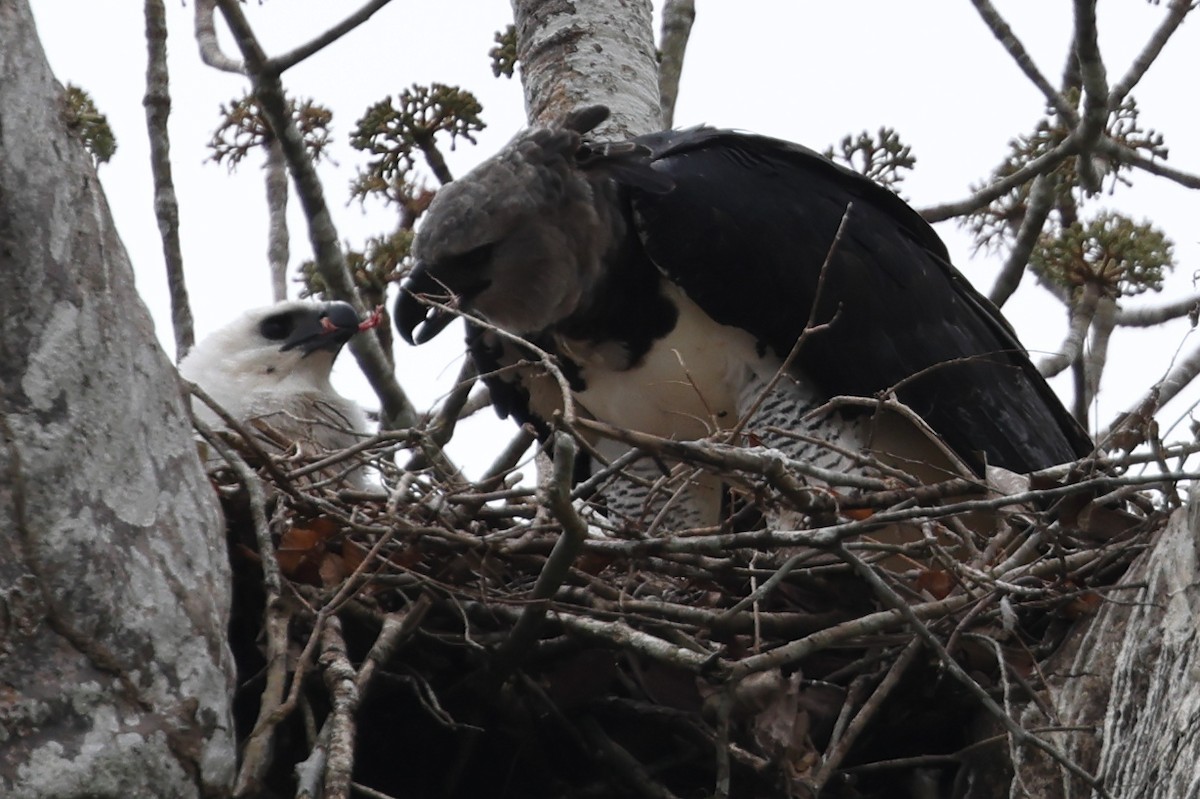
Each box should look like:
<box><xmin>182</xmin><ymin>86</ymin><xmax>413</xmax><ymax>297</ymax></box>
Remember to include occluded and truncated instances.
<box><xmin>396</xmin><ymin>107</ymin><xmax>1092</xmax><ymax>526</ymax></box>
<box><xmin>180</xmin><ymin>300</ymin><xmax>377</xmax><ymax>465</ymax></box>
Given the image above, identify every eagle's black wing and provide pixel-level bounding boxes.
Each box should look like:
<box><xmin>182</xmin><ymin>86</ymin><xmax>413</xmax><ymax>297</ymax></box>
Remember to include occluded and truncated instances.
<box><xmin>625</xmin><ymin>127</ymin><xmax>1091</xmax><ymax>473</ymax></box>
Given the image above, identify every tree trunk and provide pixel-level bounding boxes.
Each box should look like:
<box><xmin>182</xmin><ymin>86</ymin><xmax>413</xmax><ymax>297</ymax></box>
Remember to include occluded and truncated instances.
<box><xmin>511</xmin><ymin>0</ymin><xmax>662</xmax><ymax>137</ymax></box>
<box><xmin>0</xmin><ymin>3</ymin><xmax>236</xmax><ymax>796</ymax></box>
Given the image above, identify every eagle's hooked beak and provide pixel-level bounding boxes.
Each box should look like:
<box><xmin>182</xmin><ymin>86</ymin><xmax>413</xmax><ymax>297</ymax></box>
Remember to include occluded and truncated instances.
<box><xmin>396</xmin><ymin>261</ymin><xmax>460</xmax><ymax>345</ymax></box>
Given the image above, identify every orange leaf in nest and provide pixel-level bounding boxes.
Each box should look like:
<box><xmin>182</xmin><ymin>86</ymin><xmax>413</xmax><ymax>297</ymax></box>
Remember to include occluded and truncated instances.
<box><xmin>1062</xmin><ymin>591</ymin><xmax>1103</xmax><ymax>619</ymax></box>
<box><xmin>389</xmin><ymin>544</ymin><xmax>423</xmax><ymax>569</ymax></box>
<box><xmin>841</xmin><ymin>507</ymin><xmax>874</xmax><ymax>521</ymax></box>
<box><xmin>915</xmin><ymin>569</ymin><xmax>955</xmax><ymax>599</ymax></box>
<box><xmin>276</xmin><ymin>518</ymin><xmax>341</xmax><ymax>584</ymax></box>
<box><xmin>277</xmin><ymin>525</ymin><xmax>323</xmax><ymax>579</ymax></box>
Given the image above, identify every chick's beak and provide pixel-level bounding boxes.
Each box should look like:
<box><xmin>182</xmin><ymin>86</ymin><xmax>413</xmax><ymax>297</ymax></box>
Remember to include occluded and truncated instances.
<box><xmin>282</xmin><ymin>301</ymin><xmax>376</xmax><ymax>356</ymax></box>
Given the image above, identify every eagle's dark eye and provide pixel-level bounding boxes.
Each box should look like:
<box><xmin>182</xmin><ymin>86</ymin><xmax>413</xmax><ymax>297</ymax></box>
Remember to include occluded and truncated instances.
<box><xmin>444</xmin><ymin>242</ymin><xmax>496</xmax><ymax>272</ymax></box>
<box><xmin>259</xmin><ymin>313</ymin><xmax>294</xmax><ymax>341</ymax></box>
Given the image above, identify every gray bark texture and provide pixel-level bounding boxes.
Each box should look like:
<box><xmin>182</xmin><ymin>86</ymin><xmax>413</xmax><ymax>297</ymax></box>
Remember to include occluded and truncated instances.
<box><xmin>511</xmin><ymin>0</ymin><xmax>663</xmax><ymax>137</ymax></box>
<box><xmin>1011</xmin><ymin>488</ymin><xmax>1200</xmax><ymax>798</ymax></box>
<box><xmin>0</xmin><ymin>3</ymin><xmax>236</xmax><ymax>797</ymax></box>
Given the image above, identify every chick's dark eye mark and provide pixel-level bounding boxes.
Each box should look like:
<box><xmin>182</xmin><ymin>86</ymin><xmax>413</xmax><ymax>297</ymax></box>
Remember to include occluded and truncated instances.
<box><xmin>259</xmin><ymin>313</ymin><xmax>294</xmax><ymax>341</ymax></box>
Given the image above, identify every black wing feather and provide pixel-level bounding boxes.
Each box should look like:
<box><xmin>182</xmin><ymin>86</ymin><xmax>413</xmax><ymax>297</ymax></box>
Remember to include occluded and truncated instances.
<box><xmin>626</xmin><ymin>128</ymin><xmax>1091</xmax><ymax>473</ymax></box>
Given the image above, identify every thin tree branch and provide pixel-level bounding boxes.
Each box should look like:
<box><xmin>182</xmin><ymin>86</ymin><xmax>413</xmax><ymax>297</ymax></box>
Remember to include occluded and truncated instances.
<box><xmin>496</xmin><ymin>432</ymin><xmax>588</xmax><ymax>666</ymax></box>
<box><xmin>1098</xmin><ymin>137</ymin><xmax>1200</xmax><ymax>189</ymax></box>
<box><xmin>265</xmin><ymin>138</ymin><xmax>289</xmax><ymax>302</ymax></box>
<box><xmin>193</xmin><ymin>0</ymin><xmax>245</xmax><ymax>73</ymax></box>
<box><xmin>809</xmin><ymin>638</ymin><xmax>924</xmax><ymax>793</ymax></box>
<box><xmin>1116</xmin><ymin>293</ymin><xmax>1200</xmax><ymax>327</ymax></box>
<box><xmin>268</xmin><ymin>0</ymin><xmax>397</xmax><ymax>74</ymax></box>
<box><xmin>193</xmin><ymin>416</ymin><xmax>292</xmax><ymax>798</ymax></box>
<box><xmin>313</xmin><ymin>618</ymin><xmax>358</xmax><ymax>799</ymax></box>
<box><xmin>1039</xmin><ymin>281</ymin><xmax>1102</xmax><ymax>377</ymax></box>
<box><xmin>1071</xmin><ymin>0</ymin><xmax>1110</xmax><ymax>193</ymax></box>
<box><xmin>144</xmin><ymin>0</ymin><xmax>195</xmax><ymax>360</ymax></box>
<box><xmin>989</xmin><ymin>174</ymin><xmax>1056</xmax><ymax>308</ymax></box>
<box><xmin>1108</xmin><ymin>0</ymin><xmax>1195</xmax><ymax>111</ymax></box>
<box><xmin>968</xmin><ymin>0</ymin><xmax>1078</xmax><ymax>124</ymax></box>
<box><xmin>729</xmin><ymin>203</ymin><xmax>852</xmax><ymax>440</ymax></box>
<box><xmin>919</xmin><ymin>138</ymin><xmax>1077</xmax><ymax>222</ymax></box>
<box><xmin>1082</xmin><ymin>295</ymin><xmax>1117</xmax><ymax>419</ymax></box>
<box><xmin>213</xmin><ymin>0</ymin><xmax>417</xmax><ymax>430</ymax></box>
<box><xmin>1126</xmin><ymin>340</ymin><xmax>1200</xmax><ymax>422</ymax></box>
<box><xmin>657</xmin><ymin>0</ymin><xmax>695</xmax><ymax>129</ymax></box>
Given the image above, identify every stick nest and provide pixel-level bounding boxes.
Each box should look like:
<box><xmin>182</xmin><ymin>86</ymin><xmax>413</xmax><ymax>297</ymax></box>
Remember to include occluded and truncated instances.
<box><xmin>205</xmin><ymin>418</ymin><xmax>1173</xmax><ymax>799</ymax></box>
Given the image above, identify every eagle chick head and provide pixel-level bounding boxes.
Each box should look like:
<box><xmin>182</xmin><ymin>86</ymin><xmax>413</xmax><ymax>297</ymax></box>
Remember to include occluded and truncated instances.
<box><xmin>397</xmin><ymin>107</ymin><xmax>626</xmax><ymax>344</ymax></box>
<box><xmin>179</xmin><ymin>300</ymin><xmax>373</xmax><ymax>451</ymax></box>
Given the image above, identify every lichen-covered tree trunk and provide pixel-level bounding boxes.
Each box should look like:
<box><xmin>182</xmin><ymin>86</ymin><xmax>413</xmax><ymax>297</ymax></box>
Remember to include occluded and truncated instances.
<box><xmin>0</xmin><ymin>3</ymin><xmax>236</xmax><ymax>796</ymax></box>
<box><xmin>511</xmin><ymin>0</ymin><xmax>662</xmax><ymax>137</ymax></box>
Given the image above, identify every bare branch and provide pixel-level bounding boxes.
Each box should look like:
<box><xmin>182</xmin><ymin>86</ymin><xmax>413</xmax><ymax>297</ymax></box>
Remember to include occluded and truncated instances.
<box><xmin>144</xmin><ymin>0</ymin><xmax>195</xmax><ymax>360</ymax></box>
<box><xmin>193</xmin><ymin>416</ymin><xmax>292</xmax><ymax>798</ymax></box>
<box><xmin>265</xmin><ymin>139</ymin><xmax>289</xmax><ymax>302</ymax></box>
<box><xmin>1108</xmin><ymin>0</ymin><xmax>1196</xmax><ymax>110</ymax></box>
<box><xmin>1116</xmin><ymin>293</ymin><xmax>1200</xmax><ymax>326</ymax></box>
<box><xmin>809</xmin><ymin>638</ymin><xmax>924</xmax><ymax>793</ymax></box>
<box><xmin>989</xmin><ymin>173</ymin><xmax>1056</xmax><ymax>308</ymax></box>
<box><xmin>1082</xmin><ymin>295</ymin><xmax>1117</xmax><ymax>416</ymax></box>
<box><xmin>193</xmin><ymin>0</ymin><xmax>244</xmax><ymax>73</ymax></box>
<box><xmin>729</xmin><ymin>203</ymin><xmax>852</xmax><ymax>440</ymax></box>
<box><xmin>919</xmin><ymin>138</ymin><xmax>1076</xmax><ymax>222</ymax></box>
<box><xmin>1039</xmin><ymin>281</ymin><xmax>1102</xmax><ymax>377</ymax></box>
<box><xmin>268</xmin><ymin>0</ymin><xmax>396</xmax><ymax>74</ymax></box>
<box><xmin>657</xmin><ymin>0</ymin><xmax>695</xmax><ymax>129</ymax></box>
<box><xmin>969</xmin><ymin>0</ymin><xmax>1078</xmax><ymax>124</ymax></box>
<box><xmin>1098</xmin><ymin>137</ymin><xmax>1200</xmax><ymax>189</ymax></box>
<box><xmin>496</xmin><ymin>432</ymin><xmax>589</xmax><ymax>666</ymax></box>
<box><xmin>315</xmin><ymin>618</ymin><xmax>358</xmax><ymax>799</ymax></box>
<box><xmin>1071</xmin><ymin>0</ymin><xmax>1110</xmax><ymax>193</ymax></box>
<box><xmin>1128</xmin><ymin>340</ymin><xmax>1200</xmax><ymax>421</ymax></box>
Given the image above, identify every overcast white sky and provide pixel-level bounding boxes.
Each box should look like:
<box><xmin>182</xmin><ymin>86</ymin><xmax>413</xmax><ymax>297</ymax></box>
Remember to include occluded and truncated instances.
<box><xmin>28</xmin><ymin>1</ymin><xmax>1200</xmax><ymax>475</ymax></box>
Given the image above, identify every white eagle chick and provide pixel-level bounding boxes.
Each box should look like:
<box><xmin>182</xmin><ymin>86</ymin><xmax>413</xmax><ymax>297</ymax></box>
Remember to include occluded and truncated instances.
<box><xmin>179</xmin><ymin>300</ymin><xmax>377</xmax><ymax>462</ymax></box>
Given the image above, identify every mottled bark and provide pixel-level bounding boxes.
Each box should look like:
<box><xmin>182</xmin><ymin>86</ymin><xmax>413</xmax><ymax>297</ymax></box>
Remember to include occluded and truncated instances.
<box><xmin>511</xmin><ymin>0</ymin><xmax>662</xmax><ymax>137</ymax></box>
<box><xmin>0</xmin><ymin>3</ymin><xmax>235</xmax><ymax>797</ymax></box>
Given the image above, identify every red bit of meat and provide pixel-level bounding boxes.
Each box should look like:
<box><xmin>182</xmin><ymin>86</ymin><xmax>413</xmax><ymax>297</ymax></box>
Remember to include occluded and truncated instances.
<box><xmin>358</xmin><ymin>305</ymin><xmax>384</xmax><ymax>332</ymax></box>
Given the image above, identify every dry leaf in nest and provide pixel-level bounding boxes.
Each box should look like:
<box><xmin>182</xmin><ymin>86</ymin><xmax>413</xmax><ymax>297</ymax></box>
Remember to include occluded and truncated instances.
<box><xmin>915</xmin><ymin>568</ymin><xmax>956</xmax><ymax>600</ymax></box>
<box><xmin>276</xmin><ymin>516</ymin><xmax>352</xmax><ymax>586</ymax></box>
<box><xmin>699</xmin><ymin>671</ymin><xmax>818</xmax><ymax>785</ymax></box>
<box><xmin>1061</xmin><ymin>590</ymin><xmax>1103</xmax><ymax>619</ymax></box>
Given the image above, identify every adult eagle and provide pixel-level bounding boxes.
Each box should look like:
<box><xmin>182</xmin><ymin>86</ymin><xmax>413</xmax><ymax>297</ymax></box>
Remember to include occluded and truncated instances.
<box><xmin>396</xmin><ymin>107</ymin><xmax>1091</xmax><ymax>523</ymax></box>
